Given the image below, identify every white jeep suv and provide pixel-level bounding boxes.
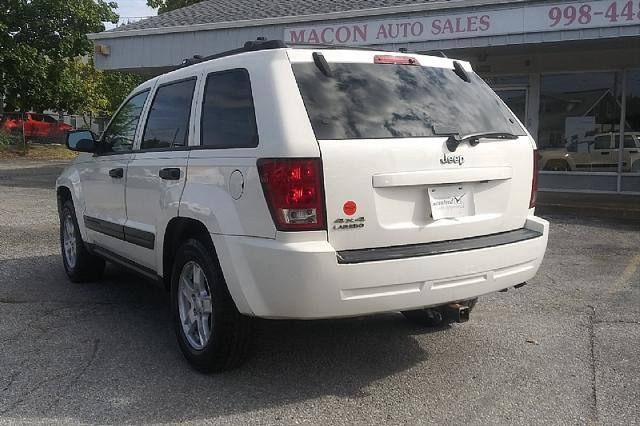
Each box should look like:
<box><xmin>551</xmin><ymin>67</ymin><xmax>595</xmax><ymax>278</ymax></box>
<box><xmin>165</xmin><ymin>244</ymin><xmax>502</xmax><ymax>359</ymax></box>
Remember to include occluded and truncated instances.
<box><xmin>57</xmin><ymin>40</ymin><xmax>549</xmax><ymax>372</ymax></box>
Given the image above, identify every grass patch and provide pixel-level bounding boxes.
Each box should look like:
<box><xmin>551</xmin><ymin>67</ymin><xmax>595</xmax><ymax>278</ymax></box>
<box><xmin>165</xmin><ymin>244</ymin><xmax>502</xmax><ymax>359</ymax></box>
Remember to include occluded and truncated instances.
<box><xmin>0</xmin><ymin>143</ymin><xmax>79</xmax><ymax>160</ymax></box>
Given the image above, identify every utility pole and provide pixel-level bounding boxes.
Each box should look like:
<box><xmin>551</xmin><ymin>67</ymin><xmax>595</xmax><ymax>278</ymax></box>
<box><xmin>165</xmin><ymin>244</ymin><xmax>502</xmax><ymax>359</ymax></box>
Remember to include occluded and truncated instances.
<box><xmin>0</xmin><ymin>71</ymin><xmax>4</xmax><ymax>114</ymax></box>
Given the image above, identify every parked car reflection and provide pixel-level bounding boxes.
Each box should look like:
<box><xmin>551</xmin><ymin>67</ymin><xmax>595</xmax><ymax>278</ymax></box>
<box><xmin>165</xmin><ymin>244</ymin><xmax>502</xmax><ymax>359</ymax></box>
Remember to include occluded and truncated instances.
<box><xmin>539</xmin><ymin>132</ymin><xmax>640</xmax><ymax>172</ymax></box>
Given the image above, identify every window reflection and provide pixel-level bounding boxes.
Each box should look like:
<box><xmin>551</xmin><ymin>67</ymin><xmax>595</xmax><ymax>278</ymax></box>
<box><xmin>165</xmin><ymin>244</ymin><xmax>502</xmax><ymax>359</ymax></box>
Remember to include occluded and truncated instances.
<box><xmin>292</xmin><ymin>63</ymin><xmax>525</xmax><ymax>140</ymax></box>
<box><xmin>623</xmin><ymin>70</ymin><xmax>640</xmax><ymax>174</ymax></box>
<box><xmin>141</xmin><ymin>79</ymin><xmax>196</xmax><ymax>150</ymax></box>
<box><xmin>538</xmin><ymin>72</ymin><xmax>623</xmax><ymax>173</ymax></box>
<box><xmin>101</xmin><ymin>91</ymin><xmax>149</xmax><ymax>153</ymax></box>
<box><xmin>201</xmin><ymin>69</ymin><xmax>258</xmax><ymax>149</ymax></box>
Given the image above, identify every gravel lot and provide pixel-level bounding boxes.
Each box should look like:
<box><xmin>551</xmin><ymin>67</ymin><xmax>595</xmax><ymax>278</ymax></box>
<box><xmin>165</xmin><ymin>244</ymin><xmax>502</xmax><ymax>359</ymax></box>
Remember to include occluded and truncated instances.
<box><xmin>0</xmin><ymin>159</ymin><xmax>639</xmax><ymax>425</ymax></box>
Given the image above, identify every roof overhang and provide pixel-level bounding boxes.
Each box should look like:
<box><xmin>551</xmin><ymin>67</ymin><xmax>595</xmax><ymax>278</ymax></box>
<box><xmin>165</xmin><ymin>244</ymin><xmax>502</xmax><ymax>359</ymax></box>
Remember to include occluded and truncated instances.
<box><xmin>89</xmin><ymin>0</ymin><xmax>523</xmax><ymax>40</ymax></box>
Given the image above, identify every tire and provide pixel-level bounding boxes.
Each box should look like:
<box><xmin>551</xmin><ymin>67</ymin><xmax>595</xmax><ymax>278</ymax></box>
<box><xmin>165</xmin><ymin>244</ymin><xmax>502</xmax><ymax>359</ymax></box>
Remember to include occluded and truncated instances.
<box><xmin>402</xmin><ymin>299</ymin><xmax>477</xmax><ymax>327</ymax></box>
<box><xmin>171</xmin><ymin>237</ymin><xmax>253</xmax><ymax>373</ymax></box>
<box><xmin>59</xmin><ymin>200</ymin><xmax>105</xmax><ymax>282</ymax></box>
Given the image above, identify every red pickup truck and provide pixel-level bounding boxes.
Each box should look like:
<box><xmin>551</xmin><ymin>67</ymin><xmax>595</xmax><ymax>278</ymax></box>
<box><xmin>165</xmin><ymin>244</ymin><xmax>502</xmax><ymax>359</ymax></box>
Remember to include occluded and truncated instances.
<box><xmin>2</xmin><ymin>113</ymin><xmax>73</xmax><ymax>142</ymax></box>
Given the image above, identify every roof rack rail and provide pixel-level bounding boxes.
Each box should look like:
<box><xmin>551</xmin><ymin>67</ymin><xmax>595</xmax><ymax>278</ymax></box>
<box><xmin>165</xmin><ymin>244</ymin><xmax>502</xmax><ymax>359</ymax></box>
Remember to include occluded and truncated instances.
<box><xmin>287</xmin><ymin>43</ymin><xmax>388</xmax><ymax>52</ymax></box>
<box><xmin>177</xmin><ymin>38</ymin><xmax>287</xmax><ymax>69</ymax></box>
<box><xmin>176</xmin><ymin>39</ymin><xmax>413</xmax><ymax>70</ymax></box>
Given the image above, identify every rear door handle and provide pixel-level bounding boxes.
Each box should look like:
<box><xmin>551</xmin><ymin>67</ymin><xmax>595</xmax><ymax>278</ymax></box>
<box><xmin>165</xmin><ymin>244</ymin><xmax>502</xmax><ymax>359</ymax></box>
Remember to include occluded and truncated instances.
<box><xmin>109</xmin><ymin>168</ymin><xmax>124</xmax><ymax>179</ymax></box>
<box><xmin>159</xmin><ymin>168</ymin><xmax>181</xmax><ymax>180</ymax></box>
<box><xmin>600</xmin><ymin>151</ymin><xmax>610</xmax><ymax>155</ymax></box>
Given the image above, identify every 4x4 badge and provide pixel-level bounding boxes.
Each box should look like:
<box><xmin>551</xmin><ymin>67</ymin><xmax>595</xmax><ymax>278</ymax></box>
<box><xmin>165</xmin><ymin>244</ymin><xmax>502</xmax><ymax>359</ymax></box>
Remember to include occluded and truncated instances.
<box><xmin>333</xmin><ymin>217</ymin><xmax>365</xmax><ymax>230</ymax></box>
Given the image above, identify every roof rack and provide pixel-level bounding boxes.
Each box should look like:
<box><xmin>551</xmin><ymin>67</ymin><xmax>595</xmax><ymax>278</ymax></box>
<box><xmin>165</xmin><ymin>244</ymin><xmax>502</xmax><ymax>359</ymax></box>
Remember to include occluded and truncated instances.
<box><xmin>178</xmin><ymin>38</ymin><xmax>287</xmax><ymax>69</ymax></box>
<box><xmin>176</xmin><ymin>38</ymin><xmax>401</xmax><ymax>70</ymax></box>
<box><xmin>286</xmin><ymin>43</ymin><xmax>391</xmax><ymax>53</ymax></box>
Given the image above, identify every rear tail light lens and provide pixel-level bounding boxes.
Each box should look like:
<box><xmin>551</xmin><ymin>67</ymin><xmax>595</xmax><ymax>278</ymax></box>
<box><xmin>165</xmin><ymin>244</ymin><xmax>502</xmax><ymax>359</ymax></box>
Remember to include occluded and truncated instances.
<box><xmin>374</xmin><ymin>55</ymin><xmax>420</xmax><ymax>65</ymax></box>
<box><xmin>257</xmin><ymin>158</ymin><xmax>326</xmax><ymax>231</ymax></box>
<box><xmin>530</xmin><ymin>150</ymin><xmax>539</xmax><ymax>209</ymax></box>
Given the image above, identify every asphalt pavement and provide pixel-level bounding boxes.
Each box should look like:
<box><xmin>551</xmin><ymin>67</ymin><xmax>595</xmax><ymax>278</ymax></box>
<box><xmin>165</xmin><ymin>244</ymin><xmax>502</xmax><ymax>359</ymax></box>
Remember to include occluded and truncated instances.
<box><xmin>0</xmin><ymin>159</ymin><xmax>638</xmax><ymax>425</ymax></box>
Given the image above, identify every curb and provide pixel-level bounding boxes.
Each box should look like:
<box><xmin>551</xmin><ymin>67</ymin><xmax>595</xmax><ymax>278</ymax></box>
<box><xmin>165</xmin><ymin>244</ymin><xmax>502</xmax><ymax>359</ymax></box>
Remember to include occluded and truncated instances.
<box><xmin>537</xmin><ymin>203</ymin><xmax>640</xmax><ymax>223</ymax></box>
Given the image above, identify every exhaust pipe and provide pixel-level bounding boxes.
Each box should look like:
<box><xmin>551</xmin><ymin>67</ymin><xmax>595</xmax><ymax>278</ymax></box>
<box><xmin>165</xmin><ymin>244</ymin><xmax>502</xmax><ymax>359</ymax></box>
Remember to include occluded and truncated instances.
<box><xmin>446</xmin><ymin>303</ymin><xmax>470</xmax><ymax>323</ymax></box>
<box><xmin>500</xmin><ymin>282</ymin><xmax>527</xmax><ymax>293</ymax></box>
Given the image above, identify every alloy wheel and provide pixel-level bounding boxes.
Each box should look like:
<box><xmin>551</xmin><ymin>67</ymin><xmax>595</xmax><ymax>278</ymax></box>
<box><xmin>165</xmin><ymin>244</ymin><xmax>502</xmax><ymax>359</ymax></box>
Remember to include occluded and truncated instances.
<box><xmin>63</xmin><ymin>214</ymin><xmax>77</xmax><ymax>269</ymax></box>
<box><xmin>178</xmin><ymin>261</ymin><xmax>214</xmax><ymax>350</ymax></box>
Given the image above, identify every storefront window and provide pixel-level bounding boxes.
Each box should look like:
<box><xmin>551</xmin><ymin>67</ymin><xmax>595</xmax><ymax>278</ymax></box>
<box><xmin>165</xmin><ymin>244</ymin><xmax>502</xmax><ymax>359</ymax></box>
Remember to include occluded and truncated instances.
<box><xmin>495</xmin><ymin>89</ymin><xmax>527</xmax><ymax>125</ymax></box>
<box><xmin>485</xmin><ymin>75</ymin><xmax>529</xmax><ymax>125</ymax></box>
<box><xmin>622</xmin><ymin>70</ymin><xmax>640</xmax><ymax>175</ymax></box>
<box><xmin>484</xmin><ymin>75</ymin><xmax>529</xmax><ymax>86</ymax></box>
<box><xmin>538</xmin><ymin>72</ymin><xmax>622</xmax><ymax>173</ymax></box>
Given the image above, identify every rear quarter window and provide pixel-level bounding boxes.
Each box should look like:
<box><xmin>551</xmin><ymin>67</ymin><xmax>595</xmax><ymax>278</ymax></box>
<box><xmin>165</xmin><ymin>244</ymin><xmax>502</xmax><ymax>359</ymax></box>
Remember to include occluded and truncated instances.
<box><xmin>200</xmin><ymin>69</ymin><xmax>258</xmax><ymax>149</ymax></box>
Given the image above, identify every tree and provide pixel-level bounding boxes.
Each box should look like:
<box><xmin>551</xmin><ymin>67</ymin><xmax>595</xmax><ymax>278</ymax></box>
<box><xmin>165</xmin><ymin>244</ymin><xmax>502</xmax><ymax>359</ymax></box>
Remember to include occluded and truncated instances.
<box><xmin>89</xmin><ymin>63</ymin><xmax>145</xmax><ymax>116</ymax></box>
<box><xmin>59</xmin><ymin>58</ymin><xmax>144</xmax><ymax>117</ymax></box>
<box><xmin>147</xmin><ymin>0</ymin><xmax>204</xmax><ymax>14</ymax></box>
<box><xmin>0</xmin><ymin>0</ymin><xmax>121</xmax><ymax>112</ymax></box>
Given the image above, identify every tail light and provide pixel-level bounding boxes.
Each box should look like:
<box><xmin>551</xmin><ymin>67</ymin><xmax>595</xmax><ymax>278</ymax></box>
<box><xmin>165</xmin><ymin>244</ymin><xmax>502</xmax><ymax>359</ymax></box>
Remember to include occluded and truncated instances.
<box><xmin>257</xmin><ymin>158</ymin><xmax>326</xmax><ymax>231</ymax></box>
<box><xmin>530</xmin><ymin>150</ymin><xmax>539</xmax><ymax>209</ymax></box>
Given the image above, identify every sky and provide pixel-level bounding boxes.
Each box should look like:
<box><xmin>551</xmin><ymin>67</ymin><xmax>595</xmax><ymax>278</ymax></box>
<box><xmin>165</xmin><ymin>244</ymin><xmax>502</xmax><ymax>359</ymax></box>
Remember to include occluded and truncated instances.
<box><xmin>105</xmin><ymin>0</ymin><xmax>158</xmax><ymax>29</ymax></box>
<box><xmin>115</xmin><ymin>0</ymin><xmax>157</xmax><ymax>19</ymax></box>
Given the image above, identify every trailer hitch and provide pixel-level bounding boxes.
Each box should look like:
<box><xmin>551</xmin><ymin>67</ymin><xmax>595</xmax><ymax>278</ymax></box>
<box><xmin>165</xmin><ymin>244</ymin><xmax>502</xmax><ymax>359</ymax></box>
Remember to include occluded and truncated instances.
<box><xmin>445</xmin><ymin>303</ymin><xmax>470</xmax><ymax>323</ymax></box>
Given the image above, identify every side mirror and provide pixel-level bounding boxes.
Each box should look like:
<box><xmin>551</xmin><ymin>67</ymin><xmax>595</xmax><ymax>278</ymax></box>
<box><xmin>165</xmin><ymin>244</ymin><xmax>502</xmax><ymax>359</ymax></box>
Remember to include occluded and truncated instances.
<box><xmin>66</xmin><ymin>130</ymin><xmax>98</xmax><ymax>153</ymax></box>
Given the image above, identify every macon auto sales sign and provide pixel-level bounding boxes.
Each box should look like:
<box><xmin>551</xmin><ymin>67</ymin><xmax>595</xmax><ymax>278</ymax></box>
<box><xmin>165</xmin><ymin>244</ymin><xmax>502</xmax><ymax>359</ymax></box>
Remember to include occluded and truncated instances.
<box><xmin>285</xmin><ymin>0</ymin><xmax>640</xmax><ymax>45</ymax></box>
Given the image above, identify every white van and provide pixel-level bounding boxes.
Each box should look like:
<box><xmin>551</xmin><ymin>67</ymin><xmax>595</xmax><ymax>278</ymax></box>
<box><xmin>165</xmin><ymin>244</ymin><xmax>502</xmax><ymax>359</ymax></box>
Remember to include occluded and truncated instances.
<box><xmin>57</xmin><ymin>40</ymin><xmax>549</xmax><ymax>372</ymax></box>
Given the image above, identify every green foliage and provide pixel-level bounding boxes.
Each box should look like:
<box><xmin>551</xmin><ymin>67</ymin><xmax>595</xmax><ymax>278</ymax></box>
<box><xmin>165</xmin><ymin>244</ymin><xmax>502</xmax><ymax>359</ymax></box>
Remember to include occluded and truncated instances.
<box><xmin>147</xmin><ymin>0</ymin><xmax>204</xmax><ymax>14</ymax></box>
<box><xmin>97</xmin><ymin>70</ymin><xmax>145</xmax><ymax>115</ymax></box>
<box><xmin>66</xmin><ymin>58</ymin><xmax>145</xmax><ymax>116</ymax></box>
<box><xmin>0</xmin><ymin>130</ymin><xmax>12</xmax><ymax>147</ymax></box>
<box><xmin>0</xmin><ymin>0</ymin><xmax>141</xmax><ymax>115</ymax></box>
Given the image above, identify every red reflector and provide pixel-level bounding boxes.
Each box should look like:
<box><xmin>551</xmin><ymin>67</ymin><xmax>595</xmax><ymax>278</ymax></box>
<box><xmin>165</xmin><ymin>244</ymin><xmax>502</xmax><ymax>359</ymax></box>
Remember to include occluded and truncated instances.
<box><xmin>258</xmin><ymin>158</ymin><xmax>326</xmax><ymax>231</ymax></box>
<box><xmin>343</xmin><ymin>201</ymin><xmax>357</xmax><ymax>216</ymax></box>
<box><xmin>530</xmin><ymin>150</ymin><xmax>539</xmax><ymax>209</ymax></box>
<box><xmin>374</xmin><ymin>55</ymin><xmax>420</xmax><ymax>65</ymax></box>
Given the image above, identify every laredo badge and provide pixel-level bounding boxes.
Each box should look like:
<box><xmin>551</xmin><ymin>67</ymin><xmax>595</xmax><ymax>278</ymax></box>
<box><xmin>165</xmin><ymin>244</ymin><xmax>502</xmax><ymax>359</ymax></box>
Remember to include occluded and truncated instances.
<box><xmin>333</xmin><ymin>217</ymin><xmax>366</xmax><ymax>230</ymax></box>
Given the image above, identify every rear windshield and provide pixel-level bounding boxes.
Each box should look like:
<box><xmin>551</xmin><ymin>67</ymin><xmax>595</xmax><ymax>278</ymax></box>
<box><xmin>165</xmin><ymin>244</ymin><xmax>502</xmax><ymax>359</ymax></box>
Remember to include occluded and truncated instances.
<box><xmin>292</xmin><ymin>61</ymin><xmax>526</xmax><ymax>140</ymax></box>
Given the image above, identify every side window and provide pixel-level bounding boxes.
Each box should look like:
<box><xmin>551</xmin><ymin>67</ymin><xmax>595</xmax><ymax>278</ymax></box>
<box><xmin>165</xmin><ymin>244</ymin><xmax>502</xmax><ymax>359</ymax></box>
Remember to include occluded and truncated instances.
<box><xmin>613</xmin><ymin>135</ymin><xmax>637</xmax><ymax>149</ymax></box>
<box><xmin>594</xmin><ymin>135</ymin><xmax>612</xmax><ymax>150</ymax></box>
<box><xmin>101</xmin><ymin>91</ymin><xmax>149</xmax><ymax>153</ymax></box>
<box><xmin>43</xmin><ymin>115</ymin><xmax>58</xmax><ymax>124</ymax></box>
<box><xmin>623</xmin><ymin>135</ymin><xmax>636</xmax><ymax>149</ymax></box>
<box><xmin>201</xmin><ymin>69</ymin><xmax>258</xmax><ymax>149</ymax></box>
<box><xmin>141</xmin><ymin>79</ymin><xmax>196</xmax><ymax>150</ymax></box>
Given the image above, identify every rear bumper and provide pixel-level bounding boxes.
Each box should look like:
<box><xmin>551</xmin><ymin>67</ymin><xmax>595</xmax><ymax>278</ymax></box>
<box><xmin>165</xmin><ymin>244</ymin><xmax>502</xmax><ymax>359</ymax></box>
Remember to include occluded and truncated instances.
<box><xmin>214</xmin><ymin>216</ymin><xmax>549</xmax><ymax>319</ymax></box>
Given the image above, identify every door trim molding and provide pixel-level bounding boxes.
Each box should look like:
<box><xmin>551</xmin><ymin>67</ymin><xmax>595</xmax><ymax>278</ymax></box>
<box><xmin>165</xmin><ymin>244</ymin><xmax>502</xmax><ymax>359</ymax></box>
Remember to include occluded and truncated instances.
<box><xmin>84</xmin><ymin>215</ymin><xmax>155</xmax><ymax>249</ymax></box>
<box><xmin>89</xmin><ymin>245</ymin><xmax>160</xmax><ymax>282</ymax></box>
<box><xmin>84</xmin><ymin>216</ymin><xmax>125</xmax><ymax>240</ymax></box>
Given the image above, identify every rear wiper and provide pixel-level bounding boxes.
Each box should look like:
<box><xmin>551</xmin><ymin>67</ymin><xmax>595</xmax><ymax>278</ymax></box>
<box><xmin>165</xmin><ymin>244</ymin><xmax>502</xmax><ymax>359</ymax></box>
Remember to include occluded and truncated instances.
<box><xmin>446</xmin><ymin>132</ymin><xmax>519</xmax><ymax>152</ymax></box>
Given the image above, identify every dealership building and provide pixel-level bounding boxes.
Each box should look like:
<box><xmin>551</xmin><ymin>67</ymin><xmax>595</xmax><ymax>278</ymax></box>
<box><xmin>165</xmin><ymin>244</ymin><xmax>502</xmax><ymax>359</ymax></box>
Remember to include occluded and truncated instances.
<box><xmin>90</xmin><ymin>0</ymin><xmax>640</xmax><ymax>195</ymax></box>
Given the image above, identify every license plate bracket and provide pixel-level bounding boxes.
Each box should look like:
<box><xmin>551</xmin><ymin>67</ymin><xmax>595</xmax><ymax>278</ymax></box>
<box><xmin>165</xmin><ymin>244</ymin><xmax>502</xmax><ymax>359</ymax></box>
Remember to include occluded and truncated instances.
<box><xmin>428</xmin><ymin>184</ymin><xmax>475</xmax><ymax>220</ymax></box>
